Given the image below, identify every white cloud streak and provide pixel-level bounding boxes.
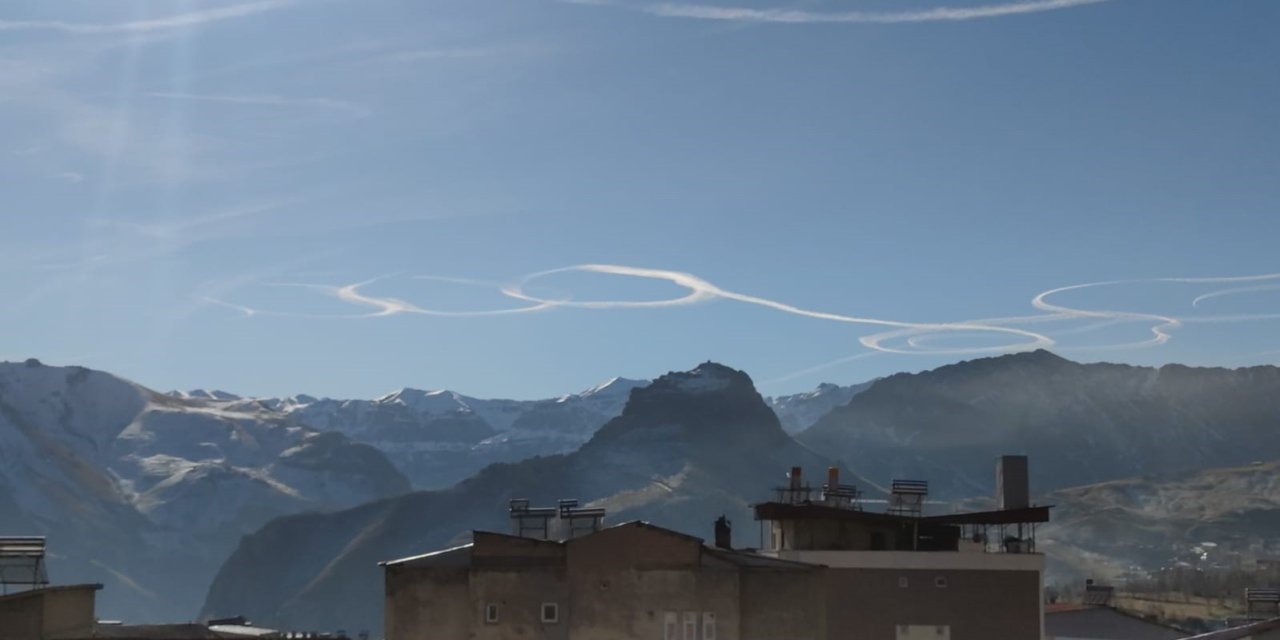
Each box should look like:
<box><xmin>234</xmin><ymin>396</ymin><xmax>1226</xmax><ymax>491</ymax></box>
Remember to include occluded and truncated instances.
<box><xmin>567</xmin><ymin>0</ymin><xmax>1112</xmax><ymax>24</ymax></box>
<box><xmin>0</xmin><ymin>0</ymin><xmax>303</xmax><ymax>35</ymax></box>
<box><xmin>214</xmin><ymin>267</ymin><xmax>1280</xmax><ymax>377</ymax></box>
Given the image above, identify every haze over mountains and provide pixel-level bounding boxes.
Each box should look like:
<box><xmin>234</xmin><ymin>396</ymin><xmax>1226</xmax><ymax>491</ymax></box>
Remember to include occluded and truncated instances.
<box><xmin>0</xmin><ymin>359</ymin><xmax>409</xmax><ymax>622</ymax></box>
<box><xmin>173</xmin><ymin>377</ymin><xmax>650</xmax><ymax>489</ymax></box>
<box><xmin>201</xmin><ymin>363</ymin><xmax>846</xmax><ymax>634</ymax></box>
<box><xmin>201</xmin><ymin>353</ymin><xmax>1280</xmax><ymax>634</ymax></box>
<box><xmin>169</xmin><ymin>378</ymin><xmax>865</xmax><ymax>490</ymax></box>
<box><xmin>799</xmin><ymin>350</ymin><xmax>1280</xmax><ymax>498</ymax></box>
<box><xmin>5</xmin><ymin>352</ymin><xmax>1280</xmax><ymax>630</ymax></box>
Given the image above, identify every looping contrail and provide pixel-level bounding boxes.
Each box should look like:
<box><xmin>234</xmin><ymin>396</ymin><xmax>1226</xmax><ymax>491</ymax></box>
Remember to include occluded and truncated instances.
<box><xmin>209</xmin><ymin>266</ymin><xmax>1280</xmax><ymax>364</ymax></box>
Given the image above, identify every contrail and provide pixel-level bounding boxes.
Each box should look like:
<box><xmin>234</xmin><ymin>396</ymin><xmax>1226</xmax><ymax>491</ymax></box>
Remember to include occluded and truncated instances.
<box><xmin>0</xmin><ymin>0</ymin><xmax>303</xmax><ymax>34</ymax></box>
<box><xmin>567</xmin><ymin>0</ymin><xmax>1112</xmax><ymax>24</ymax></box>
<box><xmin>218</xmin><ymin>278</ymin><xmax>559</xmax><ymax>319</ymax></box>
<box><xmin>501</xmin><ymin>264</ymin><xmax>1054</xmax><ymax>355</ymax></box>
<box><xmin>213</xmin><ymin>266</ymin><xmax>1280</xmax><ymax>370</ymax></box>
<box><xmin>1192</xmin><ymin>283</ymin><xmax>1280</xmax><ymax>308</ymax></box>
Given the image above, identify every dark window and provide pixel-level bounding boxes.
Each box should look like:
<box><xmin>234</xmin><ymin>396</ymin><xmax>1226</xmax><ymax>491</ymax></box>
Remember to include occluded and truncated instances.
<box><xmin>541</xmin><ymin>602</ymin><xmax>559</xmax><ymax>623</ymax></box>
<box><xmin>484</xmin><ymin>603</ymin><xmax>499</xmax><ymax>623</ymax></box>
<box><xmin>935</xmin><ymin>577</ymin><xmax>948</xmax><ymax>588</ymax></box>
<box><xmin>871</xmin><ymin>531</ymin><xmax>887</xmax><ymax>550</ymax></box>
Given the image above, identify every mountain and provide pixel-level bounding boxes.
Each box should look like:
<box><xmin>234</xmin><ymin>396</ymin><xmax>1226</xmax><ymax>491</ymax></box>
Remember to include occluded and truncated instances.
<box><xmin>798</xmin><ymin>350</ymin><xmax>1280</xmax><ymax>499</ymax></box>
<box><xmin>1040</xmin><ymin>459</ymin><xmax>1280</xmax><ymax>583</ymax></box>
<box><xmin>0</xmin><ymin>359</ymin><xmax>410</xmax><ymax>622</ymax></box>
<box><xmin>175</xmin><ymin>377</ymin><xmax>867</xmax><ymax>489</ymax></box>
<box><xmin>767</xmin><ymin>380</ymin><xmax>875</xmax><ymax>433</ymax></box>
<box><xmin>202</xmin><ymin>377</ymin><xmax>650</xmax><ymax>489</ymax></box>
<box><xmin>201</xmin><ymin>362</ymin><xmax>850</xmax><ymax>635</ymax></box>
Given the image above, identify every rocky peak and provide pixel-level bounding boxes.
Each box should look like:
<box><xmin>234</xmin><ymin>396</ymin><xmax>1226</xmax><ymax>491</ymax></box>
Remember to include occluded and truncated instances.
<box><xmin>588</xmin><ymin>362</ymin><xmax>783</xmax><ymax>450</ymax></box>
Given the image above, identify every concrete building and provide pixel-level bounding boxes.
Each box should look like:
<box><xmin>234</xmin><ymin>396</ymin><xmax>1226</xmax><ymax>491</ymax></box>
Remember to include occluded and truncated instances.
<box><xmin>383</xmin><ymin>521</ymin><xmax>826</xmax><ymax>640</ymax></box>
<box><xmin>0</xmin><ymin>583</ymin><xmax>101</xmax><ymax>640</ymax></box>
<box><xmin>384</xmin><ymin>456</ymin><xmax>1050</xmax><ymax>640</ymax></box>
<box><xmin>754</xmin><ymin>461</ymin><xmax>1049</xmax><ymax>640</ymax></box>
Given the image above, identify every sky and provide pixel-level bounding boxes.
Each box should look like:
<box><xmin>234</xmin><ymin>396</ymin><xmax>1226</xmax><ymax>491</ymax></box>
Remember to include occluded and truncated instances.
<box><xmin>2</xmin><ymin>0</ymin><xmax>1278</xmax><ymax>400</ymax></box>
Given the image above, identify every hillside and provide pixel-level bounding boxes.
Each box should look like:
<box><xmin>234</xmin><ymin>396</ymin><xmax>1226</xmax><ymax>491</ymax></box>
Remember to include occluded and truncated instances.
<box><xmin>201</xmin><ymin>362</ymin><xmax>850</xmax><ymax>635</ymax></box>
<box><xmin>183</xmin><ymin>377</ymin><xmax>856</xmax><ymax>489</ymax></box>
<box><xmin>799</xmin><ymin>351</ymin><xmax>1280</xmax><ymax>498</ymax></box>
<box><xmin>0</xmin><ymin>359</ymin><xmax>409</xmax><ymax>622</ymax></box>
<box><xmin>1042</xmin><ymin>459</ymin><xmax>1280</xmax><ymax>581</ymax></box>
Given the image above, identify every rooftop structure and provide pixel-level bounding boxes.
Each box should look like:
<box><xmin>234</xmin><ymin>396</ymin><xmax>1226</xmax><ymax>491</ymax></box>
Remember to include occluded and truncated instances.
<box><xmin>0</xmin><ymin>537</ymin><xmax>49</xmax><ymax>594</ymax></box>
<box><xmin>384</xmin><ymin>455</ymin><xmax>1052</xmax><ymax>640</ymax></box>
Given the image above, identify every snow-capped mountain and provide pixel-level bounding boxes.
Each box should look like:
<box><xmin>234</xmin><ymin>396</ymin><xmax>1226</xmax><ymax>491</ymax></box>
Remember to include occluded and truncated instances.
<box><xmin>175</xmin><ymin>376</ymin><xmax>864</xmax><ymax>487</ymax></box>
<box><xmin>202</xmin><ymin>362</ymin><xmax>849</xmax><ymax>635</ymax></box>
<box><xmin>0</xmin><ymin>359</ymin><xmax>409</xmax><ymax>623</ymax></box>
<box><xmin>197</xmin><ymin>377</ymin><xmax>651</xmax><ymax>489</ymax></box>
<box><xmin>767</xmin><ymin>380</ymin><xmax>875</xmax><ymax>433</ymax></box>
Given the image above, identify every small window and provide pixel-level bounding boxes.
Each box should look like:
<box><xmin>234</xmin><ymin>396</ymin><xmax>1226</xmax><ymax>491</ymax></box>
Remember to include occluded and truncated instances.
<box><xmin>541</xmin><ymin>602</ymin><xmax>559</xmax><ymax>624</ymax></box>
<box><xmin>898</xmin><ymin>576</ymin><xmax>909</xmax><ymax>588</ymax></box>
<box><xmin>702</xmin><ymin>612</ymin><xmax>717</xmax><ymax>640</ymax></box>
<box><xmin>682</xmin><ymin>612</ymin><xmax>697</xmax><ymax>640</ymax></box>
<box><xmin>935</xmin><ymin>577</ymin><xmax>948</xmax><ymax>589</ymax></box>
<box><xmin>484</xmin><ymin>603</ymin><xmax>499</xmax><ymax>624</ymax></box>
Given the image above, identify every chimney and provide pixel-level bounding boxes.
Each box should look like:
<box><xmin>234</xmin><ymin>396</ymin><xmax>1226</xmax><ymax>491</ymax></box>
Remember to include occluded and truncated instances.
<box><xmin>714</xmin><ymin>515</ymin><xmax>732</xmax><ymax>550</ymax></box>
<box><xmin>827</xmin><ymin>466</ymin><xmax>839</xmax><ymax>489</ymax></box>
<box><xmin>788</xmin><ymin>466</ymin><xmax>802</xmax><ymax>491</ymax></box>
<box><xmin>997</xmin><ymin>455</ymin><xmax>1030</xmax><ymax>510</ymax></box>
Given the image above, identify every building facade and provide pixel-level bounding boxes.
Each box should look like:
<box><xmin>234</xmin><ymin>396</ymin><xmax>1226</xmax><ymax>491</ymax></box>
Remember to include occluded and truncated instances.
<box><xmin>383</xmin><ymin>522</ymin><xmax>824</xmax><ymax>640</ymax></box>
<box><xmin>385</xmin><ymin>457</ymin><xmax>1050</xmax><ymax>640</ymax></box>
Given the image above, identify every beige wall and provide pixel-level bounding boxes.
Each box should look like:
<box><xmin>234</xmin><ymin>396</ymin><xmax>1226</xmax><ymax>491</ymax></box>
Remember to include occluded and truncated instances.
<box><xmin>823</xmin><ymin>567</ymin><xmax>1041</xmax><ymax>640</ymax></box>
<box><xmin>567</xmin><ymin>524</ymin><xmax>739</xmax><ymax>640</ymax></box>
<box><xmin>385</xmin><ymin>565</ymin><xmax>471</xmax><ymax>640</ymax></box>
<box><xmin>471</xmin><ymin>567</ymin><xmax>569</xmax><ymax>640</ymax></box>
<box><xmin>0</xmin><ymin>586</ymin><xmax>98</xmax><ymax>640</ymax></box>
<box><xmin>740</xmin><ymin>569</ymin><xmax>826</xmax><ymax>640</ymax></box>
<box><xmin>42</xmin><ymin>588</ymin><xmax>97</xmax><ymax>639</ymax></box>
<box><xmin>771</xmin><ymin>519</ymin><xmax>905</xmax><ymax>552</ymax></box>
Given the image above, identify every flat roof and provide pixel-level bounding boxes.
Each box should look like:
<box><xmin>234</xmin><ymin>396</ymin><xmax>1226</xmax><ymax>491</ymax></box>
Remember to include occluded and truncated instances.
<box><xmin>0</xmin><ymin>583</ymin><xmax>102</xmax><ymax>603</ymax></box>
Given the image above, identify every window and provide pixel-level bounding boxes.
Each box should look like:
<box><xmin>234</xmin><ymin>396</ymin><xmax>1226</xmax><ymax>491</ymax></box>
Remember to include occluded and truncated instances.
<box><xmin>541</xmin><ymin>602</ymin><xmax>559</xmax><ymax>624</ymax></box>
<box><xmin>702</xmin><ymin>612</ymin><xmax>717</xmax><ymax>640</ymax></box>
<box><xmin>683</xmin><ymin>612</ymin><xmax>697</xmax><ymax>640</ymax></box>
<box><xmin>871</xmin><ymin>531</ymin><xmax>887</xmax><ymax>550</ymax></box>
<box><xmin>664</xmin><ymin>612</ymin><xmax>678</xmax><ymax>640</ymax></box>
<box><xmin>898</xmin><ymin>576</ymin><xmax>909</xmax><ymax>588</ymax></box>
<box><xmin>935</xmin><ymin>576</ymin><xmax>948</xmax><ymax>589</ymax></box>
<box><xmin>484</xmin><ymin>603</ymin><xmax>499</xmax><ymax>624</ymax></box>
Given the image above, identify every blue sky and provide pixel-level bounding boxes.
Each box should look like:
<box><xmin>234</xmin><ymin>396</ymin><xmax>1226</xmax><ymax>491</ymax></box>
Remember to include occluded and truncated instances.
<box><xmin>2</xmin><ymin>0</ymin><xmax>1278</xmax><ymax>400</ymax></box>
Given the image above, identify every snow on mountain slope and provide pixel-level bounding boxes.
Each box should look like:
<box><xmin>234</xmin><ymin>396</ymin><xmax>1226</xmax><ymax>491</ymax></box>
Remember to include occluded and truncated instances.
<box><xmin>176</xmin><ymin>374</ymin><xmax>860</xmax><ymax>489</ymax></box>
<box><xmin>211</xmin><ymin>377</ymin><xmax>653</xmax><ymax>489</ymax></box>
<box><xmin>202</xmin><ymin>362</ymin><xmax>850</xmax><ymax>635</ymax></box>
<box><xmin>767</xmin><ymin>380</ymin><xmax>875</xmax><ymax>433</ymax></box>
<box><xmin>0</xmin><ymin>359</ymin><xmax>409</xmax><ymax>623</ymax></box>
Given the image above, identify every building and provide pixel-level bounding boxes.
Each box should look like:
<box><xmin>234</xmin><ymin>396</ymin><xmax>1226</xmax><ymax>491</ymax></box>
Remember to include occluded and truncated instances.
<box><xmin>383</xmin><ymin>520</ymin><xmax>827</xmax><ymax>640</ymax></box>
<box><xmin>383</xmin><ymin>455</ymin><xmax>1051</xmax><ymax>640</ymax></box>
<box><xmin>753</xmin><ymin>460</ymin><xmax>1050</xmax><ymax>640</ymax></box>
<box><xmin>0</xmin><ymin>583</ymin><xmax>102</xmax><ymax>640</ymax></box>
<box><xmin>1043</xmin><ymin>603</ymin><xmax>1183</xmax><ymax>640</ymax></box>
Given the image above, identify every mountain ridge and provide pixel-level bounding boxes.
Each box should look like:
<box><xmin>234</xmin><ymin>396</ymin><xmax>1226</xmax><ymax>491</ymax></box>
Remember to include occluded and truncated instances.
<box><xmin>200</xmin><ymin>361</ymin><xmax>847</xmax><ymax>634</ymax></box>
